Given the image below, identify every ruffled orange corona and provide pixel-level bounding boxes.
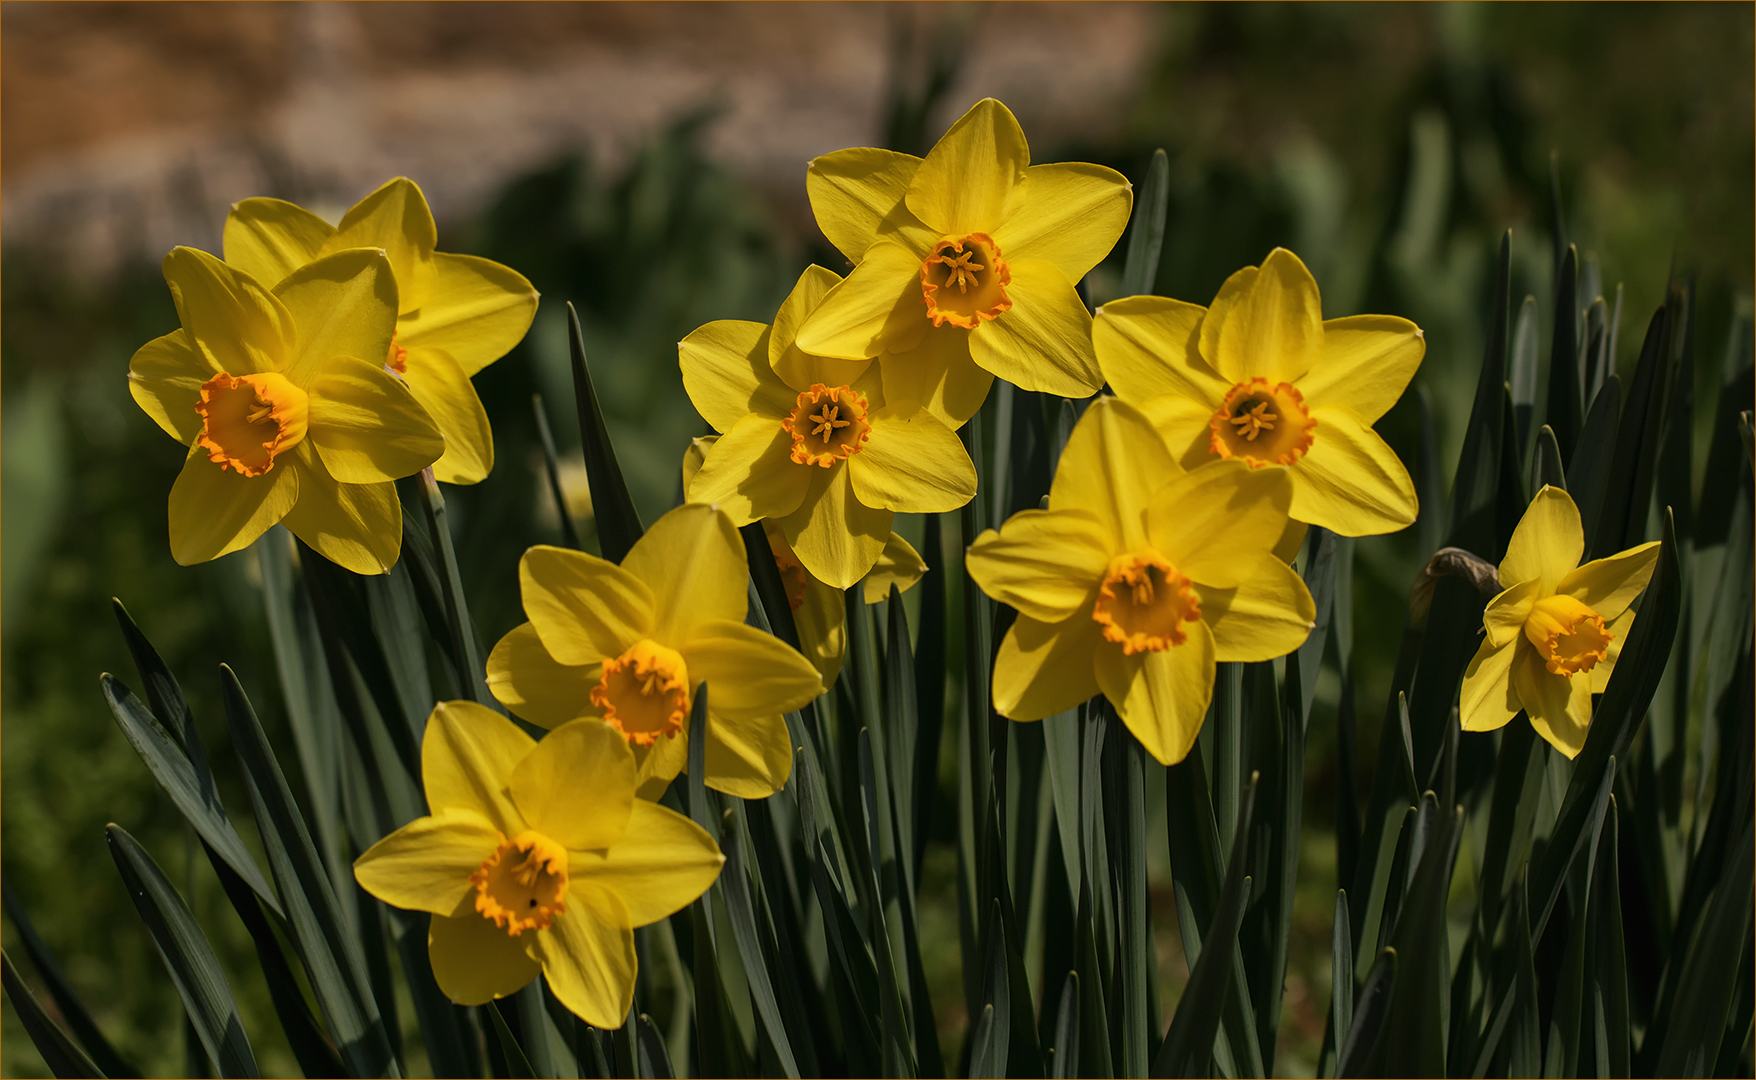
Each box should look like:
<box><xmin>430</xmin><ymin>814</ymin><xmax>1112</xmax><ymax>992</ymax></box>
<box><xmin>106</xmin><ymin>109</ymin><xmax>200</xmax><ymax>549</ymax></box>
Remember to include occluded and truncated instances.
<box><xmin>589</xmin><ymin>640</ymin><xmax>691</xmax><ymax>747</ymax></box>
<box><xmin>921</xmin><ymin>234</ymin><xmax>1013</xmax><ymax>329</ymax></box>
<box><xmin>192</xmin><ymin>372</ymin><xmax>310</xmax><ymax>477</ymax></box>
<box><xmin>1092</xmin><ymin>552</ymin><xmax>1204</xmax><ymax>655</ymax></box>
<box><xmin>1208</xmin><ymin>377</ymin><xmax>1318</xmax><ymax>468</ymax></box>
<box><xmin>469</xmin><ymin>832</ymin><xmax>570</xmax><ymax>935</ymax></box>
<box><xmin>785</xmin><ymin>384</ymin><xmax>872</xmax><ymax>467</ymax></box>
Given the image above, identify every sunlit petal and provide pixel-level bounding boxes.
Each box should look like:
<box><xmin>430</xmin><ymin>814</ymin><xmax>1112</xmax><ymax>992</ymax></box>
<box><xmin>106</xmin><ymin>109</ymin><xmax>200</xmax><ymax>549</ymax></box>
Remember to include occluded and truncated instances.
<box><xmin>1093</xmin><ymin>622</ymin><xmax>1216</xmax><ymax>765</ymax></box>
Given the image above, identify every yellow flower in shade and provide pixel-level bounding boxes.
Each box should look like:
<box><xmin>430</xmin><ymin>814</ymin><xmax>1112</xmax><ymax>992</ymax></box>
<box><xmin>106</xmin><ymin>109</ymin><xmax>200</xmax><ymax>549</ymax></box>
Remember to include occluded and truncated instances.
<box><xmin>795</xmin><ymin>98</ymin><xmax>1132</xmax><ymax>410</ymax></box>
<box><xmin>966</xmin><ymin>398</ymin><xmax>1315</xmax><ymax>765</ymax></box>
<box><xmin>223</xmin><ymin>178</ymin><xmax>538</xmax><ymax>485</ymax></box>
<box><xmin>681</xmin><ymin>266</ymin><xmax>976</xmax><ymax>589</ymax></box>
<box><xmin>353</xmin><ymin>701</ymin><xmax>722</xmax><ymax>1026</ymax></box>
<box><xmin>681</xmin><ymin>437</ymin><xmax>927</xmax><ymax>688</ymax></box>
<box><xmin>1459</xmin><ymin>486</ymin><xmax>1660</xmax><ymax>758</ymax></box>
<box><xmin>486</xmin><ymin>504</ymin><xmax>825</xmax><ymax>798</ymax></box>
<box><xmin>128</xmin><ymin>246</ymin><xmax>444</xmax><ymax>573</ymax></box>
<box><xmin>1094</xmin><ymin>247</ymin><xmax>1423</xmax><ymax>537</ymax></box>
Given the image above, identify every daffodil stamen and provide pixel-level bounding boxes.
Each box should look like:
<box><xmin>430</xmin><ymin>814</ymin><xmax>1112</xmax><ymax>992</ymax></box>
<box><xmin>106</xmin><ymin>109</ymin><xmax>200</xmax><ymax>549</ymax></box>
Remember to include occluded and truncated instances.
<box><xmin>1209</xmin><ymin>378</ymin><xmax>1316</xmax><ymax>468</ymax></box>
<box><xmin>470</xmin><ymin>830</ymin><xmax>569</xmax><ymax>936</ymax></box>
<box><xmin>193</xmin><ymin>371</ymin><xmax>310</xmax><ymax>477</ymax></box>
<box><xmin>785</xmin><ymin>384</ymin><xmax>872</xmax><ymax>467</ymax></box>
<box><xmin>920</xmin><ymin>233</ymin><xmax>1013</xmax><ymax>329</ymax></box>
<box><xmin>386</xmin><ymin>332</ymin><xmax>409</xmax><ymax>375</ymax></box>
<box><xmin>1523</xmin><ymin>594</ymin><xmax>1614</xmax><ymax>676</ymax></box>
<box><xmin>590</xmin><ymin>640</ymin><xmax>691</xmax><ymax>747</ymax></box>
<box><xmin>1092</xmin><ymin>550</ymin><xmax>1203</xmax><ymax>655</ymax></box>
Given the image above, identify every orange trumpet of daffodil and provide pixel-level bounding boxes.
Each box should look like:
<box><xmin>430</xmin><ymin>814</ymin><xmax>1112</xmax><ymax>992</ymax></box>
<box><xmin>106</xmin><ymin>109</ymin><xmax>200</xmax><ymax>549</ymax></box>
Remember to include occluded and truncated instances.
<box><xmin>353</xmin><ymin>702</ymin><xmax>722</xmax><ymax>1027</ymax></box>
<box><xmin>1094</xmin><ymin>247</ymin><xmax>1423</xmax><ymax>538</ymax></box>
<box><xmin>1460</xmin><ymin>486</ymin><xmax>1660</xmax><ymax>758</ymax></box>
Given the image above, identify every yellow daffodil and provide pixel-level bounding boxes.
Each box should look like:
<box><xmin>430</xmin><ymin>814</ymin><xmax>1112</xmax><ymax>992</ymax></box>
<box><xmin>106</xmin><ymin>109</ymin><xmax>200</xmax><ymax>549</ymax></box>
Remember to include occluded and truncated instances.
<box><xmin>1094</xmin><ymin>247</ymin><xmax>1423</xmax><ymax>537</ymax></box>
<box><xmin>354</xmin><ymin>701</ymin><xmax>722</xmax><ymax>1026</ymax></box>
<box><xmin>966</xmin><ymin>398</ymin><xmax>1315</xmax><ymax>765</ymax></box>
<box><xmin>681</xmin><ymin>266</ymin><xmax>975</xmax><ymax>589</ymax></box>
<box><xmin>682</xmin><ymin>438</ymin><xmax>928</xmax><ymax>689</ymax></box>
<box><xmin>128</xmin><ymin>246</ymin><xmax>443</xmax><ymax>573</ymax></box>
<box><xmin>1459</xmin><ymin>486</ymin><xmax>1659</xmax><ymax>758</ymax></box>
<box><xmin>796</xmin><ymin>98</ymin><xmax>1132</xmax><ymax>407</ymax></box>
<box><xmin>223</xmin><ymin>178</ymin><xmax>538</xmax><ymax>485</ymax></box>
<box><xmin>486</xmin><ymin>504</ymin><xmax>825</xmax><ymax>798</ymax></box>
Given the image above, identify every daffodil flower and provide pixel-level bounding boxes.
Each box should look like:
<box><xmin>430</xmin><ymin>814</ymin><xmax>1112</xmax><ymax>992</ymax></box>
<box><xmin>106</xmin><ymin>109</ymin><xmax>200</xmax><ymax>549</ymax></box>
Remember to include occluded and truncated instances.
<box><xmin>1094</xmin><ymin>247</ymin><xmax>1423</xmax><ymax>538</ymax></box>
<box><xmin>682</xmin><ymin>438</ymin><xmax>927</xmax><ymax>689</ymax></box>
<box><xmin>966</xmin><ymin>398</ymin><xmax>1315</xmax><ymax>765</ymax></box>
<box><xmin>795</xmin><ymin>98</ymin><xmax>1132</xmax><ymax>410</ymax></box>
<box><xmin>681</xmin><ymin>266</ymin><xmax>976</xmax><ymax>589</ymax></box>
<box><xmin>353</xmin><ymin>702</ymin><xmax>722</xmax><ymax>1027</ymax></box>
<box><xmin>1459</xmin><ymin>486</ymin><xmax>1659</xmax><ymax>758</ymax></box>
<box><xmin>223</xmin><ymin>178</ymin><xmax>538</xmax><ymax>485</ymax></box>
<box><xmin>486</xmin><ymin>504</ymin><xmax>825</xmax><ymax>798</ymax></box>
<box><xmin>128</xmin><ymin>246</ymin><xmax>444</xmax><ymax>573</ymax></box>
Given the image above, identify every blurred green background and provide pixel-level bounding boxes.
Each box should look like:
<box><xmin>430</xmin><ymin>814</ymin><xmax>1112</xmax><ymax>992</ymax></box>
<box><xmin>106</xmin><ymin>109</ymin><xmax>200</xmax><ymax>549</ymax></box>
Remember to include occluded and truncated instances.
<box><xmin>3</xmin><ymin>3</ymin><xmax>1750</xmax><ymax>1076</ymax></box>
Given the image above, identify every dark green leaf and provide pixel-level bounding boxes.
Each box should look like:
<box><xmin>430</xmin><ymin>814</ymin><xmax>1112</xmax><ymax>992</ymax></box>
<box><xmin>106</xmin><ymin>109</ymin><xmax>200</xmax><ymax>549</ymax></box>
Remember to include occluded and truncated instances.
<box><xmin>1335</xmin><ymin>948</ymin><xmax>1395</xmax><ymax>1079</ymax></box>
<box><xmin>1050</xmin><ymin>972</ymin><xmax>1080</xmax><ymax>1080</ymax></box>
<box><xmin>408</xmin><ymin>476</ymin><xmax>495</xmax><ymax>710</ymax></box>
<box><xmin>1655</xmin><ymin>818</ymin><xmax>1755</xmax><ymax>1077</ymax></box>
<box><xmin>969</xmin><ymin>899</ymin><xmax>1011</xmax><ymax>1080</ymax></box>
<box><xmin>3</xmin><ymin>884</ymin><xmax>141</xmax><ymax>1078</ymax></box>
<box><xmin>636</xmin><ymin>1014</ymin><xmax>673</xmax><ymax>1079</ymax></box>
<box><xmin>1531</xmin><ymin>425</ymin><xmax>1566</xmax><ymax>492</ymax></box>
<box><xmin>566</xmin><ymin>301</ymin><xmax>643</xmax><ymax>562</ymax></box>
<box><xmin>1330</xmin><ymin>891</ymin><xmax>1354</xmax><ymax>1054</ymax></box>
<box><xmin>717</xmin><ymin>807</ymin><xmax>802</xmax><ymax>1078</ymax></box>
<box><xmin>532</xmin><ymin>393</ymin><xmax>582</xmax><ymax>549</ymax></box>
<box><xmin>1120</xmin><ymin>149</ymin><xmax>1170</xmax><ymax>297</ymax></box>
<box><xmin>1448</xmin><ymin>230</ymin><xmax>1511</xmax><ymax>558</ymax></box>
<box><xmin>2</xmin><ymin>949</ymin><xmax>109</xmax><ymax>1079</ymax></box>
<box><xmin>486</xmin><ymin>1000</ymin><xmax>537</xmax><ymax>1079</ymax></box>
<box><xmin>1590</xmin><ymin>303</ymin><xmax>1671</xmax><ymax>559</ymax></box>
<box><xmin>1547</xmin><ymin>245</ymin><xmax>1582</xmax><ymax>459</ymax></box>
<box><xmin>1376</xmin><ymin>798</ymin><xmax>1461</xmax><ymax>1078</ymax></box>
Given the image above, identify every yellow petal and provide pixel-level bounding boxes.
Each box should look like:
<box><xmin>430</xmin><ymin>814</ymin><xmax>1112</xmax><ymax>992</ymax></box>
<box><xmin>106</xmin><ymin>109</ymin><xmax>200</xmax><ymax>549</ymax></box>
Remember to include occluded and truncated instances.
<box><xmin>633</xmin><ymin>732</ymin><xmax>689</xmax><ymax>796</ymax></box>
<box><xmin>969</xmin><ymin>259</ymin><xmax>1101</xmax><ymax>397</ymax></box>
<box><xmin>771</xmin><ymin>265</ymin><xmax>869</xmax><ymax>385</ymax></box>
<box><xmin>223</xmin><ymin>197</ymin><xmax>333</xmax><ymax>288</ymax></box>
<box><xmin>1094</xmin><ymin>295</ymin><xmax>1229</xmax><ymax>407</ymax></box>
<box><xmin>682</xmin><ymin>436</ymin><xmax>715</xmax><ymax>491</ymax></box>
<box><xmin>1288</xmin><ymin>405</ymin><xmax>1418</xmax><ymax>537</ymax></box>
<box><xmin>322</xmin><ymin>177</ymin><xmax>437</xmax><ymax>314</ymax></box>
<box><xmin>1297</xmin><ymin>315</ymin><xmax>1424</xmax><ymax>423</ymax></box>
<box><xmin>353</xmin><ymin>808</ymin><xmax>497</xmax><ymax>914</ymax></box>
<box><xmin>163</xmin><ymin>246</ymin><xmax>293</xmax><ymax>377</ymax></box>
<box><xmin>1272</xmin><ymin>518</ymin><xmax>1310</xmax><ymax>565</ymax></box>
<box><xmin>992</xmin><ymin>601</ymin><xmax>1105</xmax><ymax>722</ymax></box>
<box><xmin>510</xmin><ymin>718</ymin><xmax>635</xmax><ymax>851</ymax></box>
<box><xmin>906</xmin><ymin>98</ymin><xmax>1030</xmax><ymax>237</ymax></box>
<box><xmin>273</xmin><ymin>248</ymin><xmax>400</xmax><ymax>389</ymax></box>
<box><xmin>403</xmin><ymin>346</ymin><xmax>493</xmax><ymax>485</ymax></box>
<box><xmin>397</xmin><ymin>252</ymin><xmax>539</xmax><ymax>376</ymax></box>
<box><xmin>992</xmin><ymin>162</ymin><xmax>1132</xmax><ymax>284</ymax></box>
<box><xmin>1500</xmin><ymin>486</ymin><xmax>1584</xmax><ymax>593</ymax></box>
<box><xmin>1515</xmin><ymin>646</ymin><xmax>1593</xmax><ymax>758</ymax></box>
<box><xmin>486</xmin><ymin>622</ymin><xmax>600</xmax><ymax>728</ymax></box>
<box><xmin>1196</xmin><ymin>555</ymin><xmax>1316</xmax><ymax>662</ymax></box>
<box><xmin>793</xmin><ymin>241</ymin><xmax>925</xmax><ymax>361</ymax></box>
<box><xmin>1144</xmin><ymin>460</ymin><xmax>1295</xmax><ymax>588</ymax></box>
<box><xmin>1592</xmin><ymin>610</ymin><xmax>1635</xmax><ymax>693</ymax></box>
<box><xmin>422</xmin><ymin>700</ymin><xmax>534</xmax><ymax>834</ymax></box>
<box><xmin>572</xmin><ymin>800</ymin><xmax>723</xmax><ymax>926</ymax></box>
<box><xmin>278</xmin><ymin>458</ymin><xmax>402</xmax><ymax>575</ymax></box>
<box><xmin>1558</xmin><ymin>541</ymin><xmax>1660</xmax><ymax>621</ymax></box>
<box><xmin>307</xmin><ymin>355</ymin><xmax>444</xmax><ymax>484</ymax></box>
<box><xmin>680</xmin><ymin>319</ymin><xmax>794</xmax><ymax>433</ymax></box>
<box><xmin>536</xmin><ymin>885</ymin><xmax>635</xmax><ymax>1029</ymax></box>
<box><xmin>685</xmin><ymin>414</ymin><xmax>812</xmax><ymax>525</ymax></box>
<box><xmin>806</xmin><ymin>147</ymin><xmax>932</xmax><ymax>263</ymax></box>
<box><xmin>167</xmin><ymin>446</ymin><xmax>299</xmax><ymax>565</ymax></box>
<box><xmin>1094</xmin><ymin>622</ymin><xmax>1216</xmax><ymax>765</ymax></box>
<box><xmin>622</xmin><ymin>504</ymin><xmax>749</xmax><ymax>643</ymax></box>
<box><xmin>1460</xmin><ymin>637</ymin><xmax>1521</xmax><ymax>733</ymax></box>
<box><xmin>519</xmin><ymin>545</ymin><xmax>653</xmax><ymax>666</ymax></box>
<box><xmin>880</xmin><ymin>325</ymin><xmax>992</xmax><ymax>429</ymax></box>
<box><xmin>848</xmin><ymin>404</ymin><xmax>976</xmax><ymax>514</ymax></box>
<box><xmin>1199</xmin><ymin>249</ymin><xmax>1323</xmax><ymax>385</ymax></box>
<box><xmin>702</xmin><ymin>712</ymin><xmax>795</xmax><ymax>799</ymax></box>
<box><xmin>1483</xmin><ymin>578</ymin><xmax>1543</xmax><ymax>647</ymax></box>
<box><xmin>966</xmin><ymin>510</ymin><xmax>1109</xmax><ymax>623</ymax></box>
<box><xmin>779</xmin><ymin>465</ymin><xmax>891</xmax><ymax>589</ymax></box>
<box><xmin>1138</xmin><ymin>392</ymin><xmax>1226</xmax><ymax>471</ymax></box>
<box><xmin>428</xmin><ymin>899</ymin><xmax>541</xmax><ymax>1006</ymax></box>
<box><xmin>680</xmin><ymin>620</ymin><xmax>823</xmax><ymax>721</ymax></box>
<box><xmin>862</xmin><ymin>531</ymin><xmax>928</xmax><ymax>604</ymax></box>
<box><xmin>1048</xmin><ymin>397</ymin><xmax>1176</xmax><ymax>552</ymax></box>
<box><xmin>129</xmin><ymin>330</ymin><xmax>213</xmax><ymax>444</ymax></box>
<box><xmin>799</xmin><ymin>576</ymin><xmax>848</xmax><ymax>686</ymax></box>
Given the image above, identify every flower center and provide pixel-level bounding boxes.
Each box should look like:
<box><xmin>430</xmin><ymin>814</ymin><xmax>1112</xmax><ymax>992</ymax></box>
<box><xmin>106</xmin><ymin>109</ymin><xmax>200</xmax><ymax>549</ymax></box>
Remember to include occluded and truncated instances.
<box><xmin>590</xmin><ymin>639</ymin><xmax>690</xmax><ymax>746</ymax></box>
<box><xmin>386</xmin><ymin>332</ymin><xmax>408</xmax><ymax>375</ymax></box>
<box><xmin>767</xmin><ymin>530</ymin><xmax>809</xmax><ymax>611</ymax></box>
<box><xmin>1208</xmin><ymin>378</ymin><xmax>1318</xmax><ymax>468</ymax></box>
<box><xmin>784</xmin><ymin>384</ymin><xmax>872</xmax><ymax>468</ymax></box>
<box><xmin>193</xmin><ymin>371</ymin><xmax>310</xmax><ymax>477</ymax></box>
<box><xmin>1523</xmin><ymin>594</ymin><xmax>1614</xmax><ymax>676</ymax></box>
<box><xmin>920</xmin><ymin>233</ymin><xmax>1013</xmax><ymax>329</ymax></box>
<box><xmin>470</xmin><ymin>830</ymin><xmax>569</xmax><ymax>936</ymax></box>
<box><xmin>1091</xmin><ymin>550</ymin><xmax>1203</xmax><ymax>655</ymax></box>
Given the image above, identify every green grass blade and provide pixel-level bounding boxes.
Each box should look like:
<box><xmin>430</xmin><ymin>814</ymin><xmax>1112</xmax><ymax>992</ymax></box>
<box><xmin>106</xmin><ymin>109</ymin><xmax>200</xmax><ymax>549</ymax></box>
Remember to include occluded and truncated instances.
<box><xmin>1109</xmin><ymin>724</ymin><xmax>1152</xmax><ymax>1078</ymax></box>
<box><xmin>2</xmin><ymin>949</ymin><xmax>109</xmax><ymax>1079</ymax></box>
<box><xmin>1377</xmin><ymin>798</ymin><xmax>1462</xmax><ymax>1078</ymax></box>
<box><xmin>1591</xmin><ymin>798</ymin><xmax>1631</xmax><ymax>1078</ymax></box>
<box><xmin>531</xmin><ymin>392</ymin><xmax>583</xmax><ymax>549</ymax></box>
<box><xmin>969</xmin><ymin>899</ymin><xmax>1012</xmax><ymax>1080</ymax></box>
<box><xmin>222</xmin><ymin>666</ymin><xmax>400</xmax><ymax>1078</ymax></box>
<box><xmin>636</xmin><ymin>1013</ymin><xmax>674</xmax><ymax>1079</ymax></box>
<box><xmin>565</xmin><ymin>301</ymin><xmax>643</xmax><ymax>562</ymax></box>
<box><xmin>686</xmin><ymin>682</ymin><xmax>713</xmax><ymax>840</ymax></box>
<box><xmin>1049</xmin><ymin>971</ymin><xmax>1080</xmax><ymax>1080</ymax></box>
<box><xmin>1531</xmin><ymin>424</ymin><xmax>1567</xmax><ymax>492</ymax></box>
<box><xmin>1468</xmin><ymin>981</ymin><xmax>1518</xmax><ymax>1080</ymax></box>
<box><xmin>1334</xmin><ymin>949</ymin><xmax>1395</xmax><ymax>1079</ymax></box>
<box><xmin>1547</xmin><ymin>245</ymin><xmax>1583</xmax><ymax>458</ymax></box>
<box><xmin>1510</xmin><ymin>294</ymin><xmax>1541</xmax><ymax>456</ymax></box>
<box><xmin>1073</xmin><ymin>880</ymin><xmax>1114</xmax><ymax>1079</ymax></box>
<box><xmin>409</xmin><ymin>476</ymin><xmax>495</xmax><ymax>709</ymax></box>
<box><xmin>718</xmin><ymin>806</ymin><xmax>803</xmax><ymax>1078</ymax></box>
<box><xmin>1654</xmin><ymin>818</ymin><xmax>1755</xmax><ymax>1077</ymax></box>
<box><xmin>1565</xmin><ymin>374</ymin><xmax>1622</xmax><ymax>544</ymax></box>
<box><xmin>1330</xmin><ymin>891</ymin><xmax>1354</xmax><ymax>1056</ymax></box>
<box><xmin>105</xmin><ymin>825</ymin><xmax>260</xmax><ymax>1078</ymax></box>
<box><xmin>1448</xmin><ymin>230</ymin><xmax>1512</xmax><ymax>559</ymax></box>
<box><xmin>486</xmin><ymin>1001</ymin><xmax>538</xmax><ymax>1079</ymax></box>
<box><xmin>387</xmin><ymin>907</ymin><xmax>481</xmax><ymax>1079</ymax></box>
<box><xmin>3</xmin><ymin>884</ymin><xmax>143</xmax><ymax>1078</ymax></box>
<box><xmin>1589</xmin><ymin>302</ymin><xmax>1672</xmax><ymax>559</ymax></box>
<box><xmin>1120</xmin><ymin>149</ymin><xmax>1170</xmax><ymax>297</ymax></box>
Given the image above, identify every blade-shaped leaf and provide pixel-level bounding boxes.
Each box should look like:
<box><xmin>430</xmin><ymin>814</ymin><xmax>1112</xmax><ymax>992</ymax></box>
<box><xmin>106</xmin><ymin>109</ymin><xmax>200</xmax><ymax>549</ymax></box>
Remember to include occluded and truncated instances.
<box><xmin>566</xmin><ymin>301</ymin><xmax>643</xmax><ymax>562</ymax></box>
<box><xmin>1335</xmin><ymin>948</ymin><xmax>1395</xmax><ymax>1079</ymax></box>
<box><xmin>3</xmin><ymin>884</ymin><xmax>142</xmax><ymax>1078</ymax></box>
<box><xmin>1120</xmin><ymin>149</ymin><xmax>1170</xmax><ymax>297</ymax></box>
<box><xmin>2</xmin><ymin>949</ymin><xmax>109</xmax><ymax>1079</ymax></box>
